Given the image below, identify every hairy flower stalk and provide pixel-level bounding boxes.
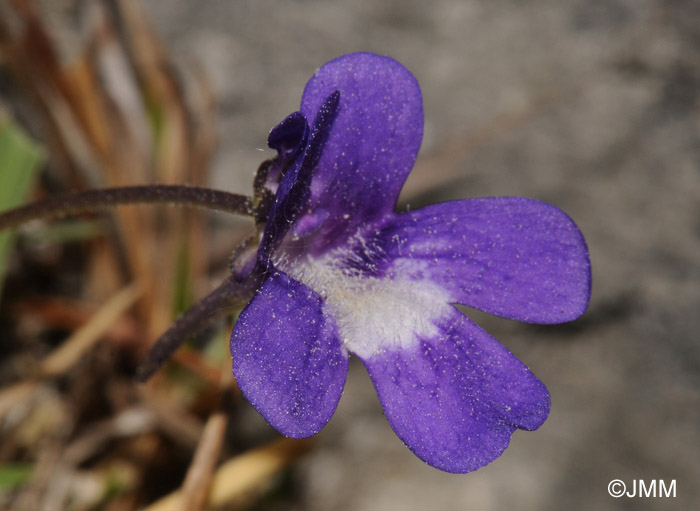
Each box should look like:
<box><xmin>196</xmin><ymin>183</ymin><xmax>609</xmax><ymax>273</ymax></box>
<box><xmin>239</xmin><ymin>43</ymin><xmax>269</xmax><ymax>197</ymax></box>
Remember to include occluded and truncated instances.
<box><xmin>135</xmin><ymin>273</ymin><xmax>260</xmax><ymax>382</ymax></box>
<box><xmin>0</xmin><ymin>184</ymin><xmax>254</xmax><ymax>231</ymax></box>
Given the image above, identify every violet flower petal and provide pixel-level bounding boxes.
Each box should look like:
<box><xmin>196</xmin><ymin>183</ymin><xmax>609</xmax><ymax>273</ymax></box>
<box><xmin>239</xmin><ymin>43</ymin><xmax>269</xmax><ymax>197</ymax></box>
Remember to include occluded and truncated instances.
<box><xmin>378</xmin><ymin>197</ymin><xmax>591</xmax><ymax>323</ymax></box>
<box><xmin>300</xmin><ymin>53</ymin><xmax>423</xmax><ymax>252</ymax></box>
<box><xmin>357</xmin><ymin>307</ymin><xmax>549</xmax><ymax>473</ymax></box>
<box><xmin>230</xmin><ymin>270</ymin><xmax>348</xmax><ymax>437</ymax></box>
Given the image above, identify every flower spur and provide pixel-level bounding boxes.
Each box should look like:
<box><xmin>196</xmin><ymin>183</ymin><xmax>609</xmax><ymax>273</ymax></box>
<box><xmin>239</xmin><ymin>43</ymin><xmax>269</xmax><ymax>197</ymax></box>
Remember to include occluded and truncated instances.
<box><xmin>229</xmin><ymin>52</ymin><xmax>591</xmax><ymax>473</ymax></box>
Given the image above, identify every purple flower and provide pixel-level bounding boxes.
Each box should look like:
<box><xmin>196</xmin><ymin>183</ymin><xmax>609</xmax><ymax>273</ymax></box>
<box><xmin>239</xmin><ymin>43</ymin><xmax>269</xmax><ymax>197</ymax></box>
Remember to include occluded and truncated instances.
<box><xmin>230</xmin><ymin>52</ymin><xmax>591</xmax><ymax>473</ymax></box>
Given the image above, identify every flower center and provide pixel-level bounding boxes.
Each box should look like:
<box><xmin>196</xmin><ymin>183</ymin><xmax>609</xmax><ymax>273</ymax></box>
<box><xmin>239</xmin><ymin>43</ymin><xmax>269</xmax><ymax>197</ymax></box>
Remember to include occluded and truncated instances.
<box><xmin>282</xmin><ymin>245</ymin><xmax>453</xmax><ymax>359</ymax></box>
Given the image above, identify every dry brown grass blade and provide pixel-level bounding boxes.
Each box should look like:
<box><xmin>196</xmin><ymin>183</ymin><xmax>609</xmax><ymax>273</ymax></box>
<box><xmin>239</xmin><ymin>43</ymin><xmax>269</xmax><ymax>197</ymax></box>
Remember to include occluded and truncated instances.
<box><xmin>61</xmin><ymin>51</ymin><xmax>114</xmax><ymax>165</ymax></box>
<box><xmin>136</xmin><ymin>386</ymin><xmax>204</xmax><ymax>449</ymax></box>
<box><xmin>187</xmin><ymin>65</ymin><xmax>219</xmax><ymax>297</ymax></box>
<box><xmin>144</xmin><ymin>438</ymin><xmax>315</xmax><ymax>511</ymax></box>
<box><xmin>177</xmin><ymin>367</ymin><xmax>231</xmax><ymax>511</ymax></box>
<box><xmin>116</xmin><ymin>0</ymin><xmax>208</xmax><ymax>338</ymax></box>
<box><xmin>39</xmin><ymin>281</ymin><xmax>144</xmax><ymax>376</ymax></box>
<box><xmin>8</xmin><ymin>0</ymin><xmax>134</xmax><ymax>178</ymax></box>
<box><xmin>12</xmin><ymin>296</ymin><xmax>141</xmax><ymax>345</ymax></box>
<box><xmin>188</xmin><ymin>63</ymin><xmax>218</xmax><ymax>187</ymax></box>
<box><xmin>87</xmin><ymin>0</ymin><xmax>153</xmax><ymax>164</ymax></box>
<box><xmin>0</xmin><ymin>282</ymin><xmax>143</xmax><ymax>421</ymax></box>
<box><xmin>117</xmin><ymin>0</ymin><xmax>190</xmax><ymax>184</ymax></box>
<box><xmin>0</xmin><ymin>8</ymin><xmax>101</xmax><ymax>184</ymax></box>
<box><xmin>0</xmin><ymin>380</ymin><xmax>36</xmax><ymax>420</ymax></box>
<box><xmin>2</xmin><ymin>0</ymin><xmax>111</xmax><ymax>184</ymax></box>
<box><xmin>177</xmin><ymin>411</ymin><xmax>228</xmax><ymax>511</ymax></box>
<box><xmin>4</xmin><ymin>0</ymin><xmax>74</xmax><ymax>108</ymax></box>
<box><xmin>62</xmin><ymin>406</ymin><xmax>157</xmax><ymax>466</ymax></box>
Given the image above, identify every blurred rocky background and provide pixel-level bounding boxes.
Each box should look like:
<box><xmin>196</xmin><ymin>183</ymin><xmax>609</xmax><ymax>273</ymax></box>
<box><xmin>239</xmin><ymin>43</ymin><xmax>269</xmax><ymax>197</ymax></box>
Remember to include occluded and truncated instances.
<box><xmin>1</xmin><ymin>0</ymin><xmax>698</xmax><ymax>510</ymax></box>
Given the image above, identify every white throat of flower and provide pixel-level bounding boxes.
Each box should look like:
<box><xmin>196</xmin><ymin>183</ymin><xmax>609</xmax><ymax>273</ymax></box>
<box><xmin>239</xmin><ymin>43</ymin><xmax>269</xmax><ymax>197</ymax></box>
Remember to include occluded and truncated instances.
<box><xmin>280</xmin><ymin>236</ymin><xmax>453</xmax><ymax>359</ymax></box>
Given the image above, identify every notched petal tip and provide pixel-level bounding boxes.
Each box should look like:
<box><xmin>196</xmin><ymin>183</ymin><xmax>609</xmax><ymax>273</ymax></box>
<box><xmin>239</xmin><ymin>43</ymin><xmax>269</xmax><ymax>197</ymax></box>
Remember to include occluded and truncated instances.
<box><xmin>358</xmin><ymin>309</ymin><xmax>551</xmax><ymax>473</ymax></box>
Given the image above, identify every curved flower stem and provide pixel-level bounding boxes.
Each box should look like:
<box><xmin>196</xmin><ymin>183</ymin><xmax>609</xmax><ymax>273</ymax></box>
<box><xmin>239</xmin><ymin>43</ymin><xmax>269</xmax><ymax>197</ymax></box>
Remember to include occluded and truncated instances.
<box><xmin>136</xmin><ymin>274</ymin><xmax>260</xmax><ymax>382</ymax></box>
<box><xmin>0</xmin><ymin>185</ymin><xmax>255</xmax><ymax>232</ymax></box>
